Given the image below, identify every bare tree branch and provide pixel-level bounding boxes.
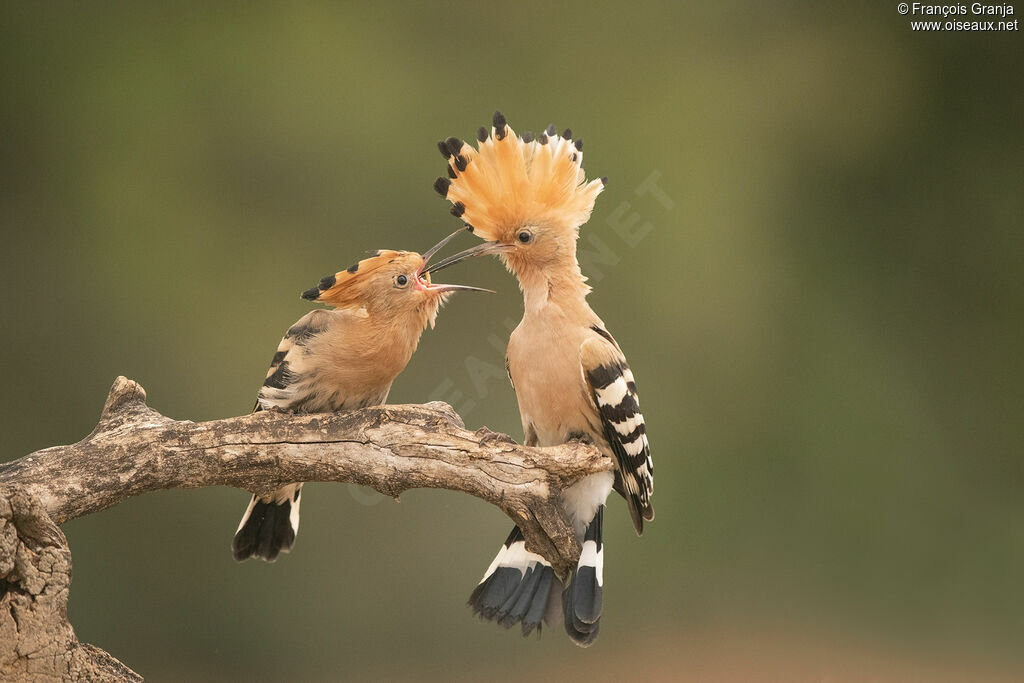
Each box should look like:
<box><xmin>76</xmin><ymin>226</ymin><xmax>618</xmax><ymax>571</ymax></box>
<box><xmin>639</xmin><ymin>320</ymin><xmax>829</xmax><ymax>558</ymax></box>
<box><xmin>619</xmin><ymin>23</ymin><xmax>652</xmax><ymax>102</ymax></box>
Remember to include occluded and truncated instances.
<box><xmin>1</xmin><ymin>375</ymin><xmax>610</xmax><ymax>572</ymax></box>
<box><xmin>0</xmin><ymin>376</ymin><xmax>612</xmax><ymax>680</ymax></box>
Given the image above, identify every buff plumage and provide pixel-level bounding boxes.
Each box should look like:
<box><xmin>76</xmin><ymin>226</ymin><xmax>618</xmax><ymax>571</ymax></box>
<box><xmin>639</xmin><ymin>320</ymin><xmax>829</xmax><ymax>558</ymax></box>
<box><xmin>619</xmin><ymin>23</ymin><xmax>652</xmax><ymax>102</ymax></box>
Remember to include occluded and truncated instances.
<box><xmin>431</xmin><ymin>112</ymin><xmax>653</xmax><ymax>647</ymax></box>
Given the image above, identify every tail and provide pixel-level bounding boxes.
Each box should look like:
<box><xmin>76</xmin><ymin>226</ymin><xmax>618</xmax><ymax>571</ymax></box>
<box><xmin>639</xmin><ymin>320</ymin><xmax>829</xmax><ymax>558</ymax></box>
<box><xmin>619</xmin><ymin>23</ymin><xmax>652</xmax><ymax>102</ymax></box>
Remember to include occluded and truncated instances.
<box><xmin>562</xmin><ymin>505</ymin><xmax>604</xmax><ymax>647</ymax></box>
<box><xmin>231</xmin><ymin>484</ymin><xmax>302</xmax><ymax>562</ymax></box>
<box><xmin>468</xmin><ymin>526</ymin><xmax>561</xmax><ymax>636</ymax></box>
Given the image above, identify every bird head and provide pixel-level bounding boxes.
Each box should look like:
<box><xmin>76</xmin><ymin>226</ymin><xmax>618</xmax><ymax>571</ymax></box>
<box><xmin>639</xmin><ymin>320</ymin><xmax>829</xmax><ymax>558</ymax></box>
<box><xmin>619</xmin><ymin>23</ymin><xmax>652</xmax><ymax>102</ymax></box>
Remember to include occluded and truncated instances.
<box><xmin>300</xmin><ymin>229</ymin><xmax>490</xmax><ymax>328</ymax></box>
<box><xmin>426</xmin><ymin>111</ymin><xmax>605</xmax><ymax>283</ymax></box>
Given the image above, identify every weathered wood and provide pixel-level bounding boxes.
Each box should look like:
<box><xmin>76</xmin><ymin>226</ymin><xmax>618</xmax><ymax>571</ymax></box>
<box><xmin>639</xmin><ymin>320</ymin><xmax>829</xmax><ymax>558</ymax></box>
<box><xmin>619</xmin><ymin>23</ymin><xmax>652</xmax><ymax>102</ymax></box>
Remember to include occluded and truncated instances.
<box><xmin>0</xmin><ymin>489</ymin><xmax>143</xmax><ymax>681</ymax></box>
<box><xmin>0</xmin><ymin>376</ymin><xmax>611</xmax><ymax>574</ymax></box>
<box><xmin>0</xmin><ymin>376</ymin><xmax>613</xmax><ymax>680</ymax></box>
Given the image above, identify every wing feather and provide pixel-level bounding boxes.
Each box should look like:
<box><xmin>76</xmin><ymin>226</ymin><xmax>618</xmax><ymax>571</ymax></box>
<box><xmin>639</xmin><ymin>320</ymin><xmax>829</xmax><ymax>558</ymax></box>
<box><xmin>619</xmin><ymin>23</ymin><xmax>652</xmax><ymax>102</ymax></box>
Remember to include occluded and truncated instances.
<box><xmin>254</xmin><ymin>310</ymin><xmax>333</xmax><ymax>412</ymax></box>
<box><xmin>581</xmin><ymin>333</ymin><xmax>654</xmax><ymax>535</ymax></box>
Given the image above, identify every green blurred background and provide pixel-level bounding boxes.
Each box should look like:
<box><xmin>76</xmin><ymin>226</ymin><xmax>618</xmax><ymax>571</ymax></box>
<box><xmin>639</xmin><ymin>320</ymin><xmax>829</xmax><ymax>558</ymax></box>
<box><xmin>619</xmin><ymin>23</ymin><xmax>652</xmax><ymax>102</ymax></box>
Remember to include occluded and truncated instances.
<box><xmin>2</xmin><ymin>2</ymin><xmax>1022</xmax><ymax>680</ymax></box>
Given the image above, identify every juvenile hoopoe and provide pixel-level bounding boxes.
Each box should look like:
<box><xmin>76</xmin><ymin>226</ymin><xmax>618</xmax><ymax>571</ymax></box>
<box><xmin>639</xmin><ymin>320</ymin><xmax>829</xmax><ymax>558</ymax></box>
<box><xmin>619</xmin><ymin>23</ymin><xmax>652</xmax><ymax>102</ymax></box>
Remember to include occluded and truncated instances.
<box><xmin>428</xmin><ymin>113</ymin><xmax>653</xmax><ymax>646</ymax></box>
<box><xmin>232</xmin><ymin>230</ymin><xmax>488</xmax><ymax>562</ymax></box>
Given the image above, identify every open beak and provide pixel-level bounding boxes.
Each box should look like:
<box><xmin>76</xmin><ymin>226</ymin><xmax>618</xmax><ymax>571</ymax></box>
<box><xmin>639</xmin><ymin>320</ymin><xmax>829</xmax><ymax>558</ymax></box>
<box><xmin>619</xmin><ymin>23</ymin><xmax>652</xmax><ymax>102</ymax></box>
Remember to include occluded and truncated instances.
<box><xmin>420</xmin><ymin>228</ymin><xmax>466</xmax><ymax>265</ymax></box>
<box><xmin>424</xmin><ymin>241</ymin><xmax>513</xmax><ymax>275</ymax></box>
<box><xmin>422</xmin><ymin>283</ymin><xmax>494</xmax><ymax>293</ymax></box>
<box><xmin>416</xmin><ymin>229</ymin><xmax>495</xmax><ymax>294</ymax></box>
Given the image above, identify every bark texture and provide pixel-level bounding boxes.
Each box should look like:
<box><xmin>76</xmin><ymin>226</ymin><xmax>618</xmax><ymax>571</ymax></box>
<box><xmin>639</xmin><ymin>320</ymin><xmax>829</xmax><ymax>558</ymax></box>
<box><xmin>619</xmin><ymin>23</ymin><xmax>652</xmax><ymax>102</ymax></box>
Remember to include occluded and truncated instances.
<box><xmin>0</xmin><ymin>376</ymin><xmax>611</xmax><ymax>680</ymax></box>
<box><xmin>0</xmin><ymin>489</ymin><xmax>142</xmax><ymax>681</ymax></box>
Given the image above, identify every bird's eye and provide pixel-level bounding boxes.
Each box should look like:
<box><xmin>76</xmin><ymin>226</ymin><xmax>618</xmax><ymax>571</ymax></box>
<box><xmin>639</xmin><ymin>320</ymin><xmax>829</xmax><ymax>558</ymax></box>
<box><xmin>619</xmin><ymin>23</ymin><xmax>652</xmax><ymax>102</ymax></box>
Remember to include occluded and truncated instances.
<box><xmin>517</xmin><ymin>230</ymin><xmax>533</xmax><ymax>244</ymax></box>
<box><xmin>396</xmin><ymin>274</ymin><xmax>408</xmax><ymax>287</ymax></box>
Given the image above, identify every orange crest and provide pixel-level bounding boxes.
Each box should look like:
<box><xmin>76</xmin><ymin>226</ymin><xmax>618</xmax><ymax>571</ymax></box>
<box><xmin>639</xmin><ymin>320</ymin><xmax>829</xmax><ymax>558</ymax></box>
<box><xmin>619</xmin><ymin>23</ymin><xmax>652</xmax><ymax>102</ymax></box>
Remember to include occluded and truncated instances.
<box><xmin>434</xmin><ymin>112</ymin><xmax>606</xmax><ymax>242</ymax></box>
<box><xmin>301</xmin><ymin>250</ymin><xmax>420</xmax><ymax>307</ymax></box>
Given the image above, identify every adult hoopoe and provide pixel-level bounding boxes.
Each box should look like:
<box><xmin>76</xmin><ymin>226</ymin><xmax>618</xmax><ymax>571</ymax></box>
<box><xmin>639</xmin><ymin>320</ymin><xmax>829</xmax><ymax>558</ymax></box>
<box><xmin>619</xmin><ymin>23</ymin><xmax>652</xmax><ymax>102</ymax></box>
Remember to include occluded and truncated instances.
<box><xmin>427</xmin><ymin>112</ymin><xmax>653</xmax><ymax>646</ymax></box>
<box><xmin>232</xmin><ymin>230</ymin><xmax>489</xmax><ymax>562</ymax></box>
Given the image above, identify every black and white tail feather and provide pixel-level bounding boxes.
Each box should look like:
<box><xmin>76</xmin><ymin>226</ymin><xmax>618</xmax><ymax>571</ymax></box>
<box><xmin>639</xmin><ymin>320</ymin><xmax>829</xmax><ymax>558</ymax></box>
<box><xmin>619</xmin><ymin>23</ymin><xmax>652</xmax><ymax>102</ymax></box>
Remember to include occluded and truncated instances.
<box><xmin>563</xmin><ymin>505</ymin><xmax>604</xmax><ymax>646</ymax></box>
<box><xmin>232</xmin><ymin>485</ymin><xmax>302</xmax><ymax>562</ymax></box>
<box><xmin>469</xmin><ymin>508</ymin><xmax>607</xmax><ymax>648</ymax></box>
<box><xmin>468</xmin><ymin>526</ymin><xmax>561</xmax><ymax>636</ymax></box>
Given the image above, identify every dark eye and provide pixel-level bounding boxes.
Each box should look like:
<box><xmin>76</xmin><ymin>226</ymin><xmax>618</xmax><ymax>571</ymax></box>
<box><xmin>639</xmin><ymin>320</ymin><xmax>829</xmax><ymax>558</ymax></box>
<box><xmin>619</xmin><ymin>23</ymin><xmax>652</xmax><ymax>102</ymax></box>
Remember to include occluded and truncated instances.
<box><xmin>396</xmin><ymin>274</ymin><xmax>408</xmax><ymax>286</ymax></box>
<box><xmin>517</xmin><ymin>230</ymin><xmax>532</xmax><ymax>243</ymax></box>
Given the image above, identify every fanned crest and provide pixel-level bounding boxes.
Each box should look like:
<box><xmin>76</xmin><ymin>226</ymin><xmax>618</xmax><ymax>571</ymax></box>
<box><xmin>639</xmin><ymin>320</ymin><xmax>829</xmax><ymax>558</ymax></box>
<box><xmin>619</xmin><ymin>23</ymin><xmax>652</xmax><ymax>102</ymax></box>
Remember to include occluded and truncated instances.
<box><xmin>433</xmin><ymin>112</ymin><xmax>606</xmax><ymax>242</ymax></box>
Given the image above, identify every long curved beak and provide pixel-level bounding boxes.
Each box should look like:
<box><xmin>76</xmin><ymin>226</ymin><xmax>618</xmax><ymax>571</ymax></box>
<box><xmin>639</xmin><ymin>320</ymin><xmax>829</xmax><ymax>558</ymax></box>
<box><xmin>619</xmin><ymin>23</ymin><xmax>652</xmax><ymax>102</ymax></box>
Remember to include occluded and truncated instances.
<box><xmin>417</xmin><ymin>229</ymin><xmax>495</xmax><ymax>294</ymax></box>
<box><xmin>420</xmin><ymin>228</ymin><xmax>467</xmax><ymax>266</ymax></box>
<box><xmin>426</xmin><ymin>283</ymin><xmax>495</xmax><ymax>294</ymax></box>
<box><xmin>424</xmin><ymin>241</ymin><xmax>513</xmax><ymax>274</ymax></box>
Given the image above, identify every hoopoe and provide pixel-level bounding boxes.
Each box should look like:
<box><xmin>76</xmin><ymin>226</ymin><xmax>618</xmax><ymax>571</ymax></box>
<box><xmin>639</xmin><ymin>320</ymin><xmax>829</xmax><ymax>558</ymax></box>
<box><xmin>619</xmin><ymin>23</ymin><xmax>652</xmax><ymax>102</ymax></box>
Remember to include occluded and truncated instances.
<box><xmin>232</xmin><ymin>229</ymin><xmax>489</xmax><ymax>562</ymax></box>
<box><xmin>427</xmin><ymin>113</ymin><xmax>653</xmax><ymax>646</ymax></box>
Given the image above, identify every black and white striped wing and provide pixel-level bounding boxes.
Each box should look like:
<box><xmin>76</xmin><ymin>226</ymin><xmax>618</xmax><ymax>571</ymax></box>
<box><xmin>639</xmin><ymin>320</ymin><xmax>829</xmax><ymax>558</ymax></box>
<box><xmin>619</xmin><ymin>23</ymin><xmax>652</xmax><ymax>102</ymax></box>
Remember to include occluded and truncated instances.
<box><xmin>254</xmin><ymin>309</ymin><xmax>332</xmax><ymax>413</ymax></box>
<box><xmin>581</xmin><ymin>335</ymin><xmax>653</xmax><ymax>535</ymax></box>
